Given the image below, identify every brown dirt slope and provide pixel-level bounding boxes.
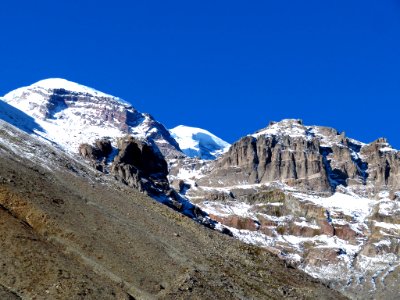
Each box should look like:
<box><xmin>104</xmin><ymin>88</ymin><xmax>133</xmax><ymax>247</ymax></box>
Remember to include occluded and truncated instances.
<box><xmin>0</xmin><ymin>125</ymin><xmax>346</xmax><ymax>299</ymax></box>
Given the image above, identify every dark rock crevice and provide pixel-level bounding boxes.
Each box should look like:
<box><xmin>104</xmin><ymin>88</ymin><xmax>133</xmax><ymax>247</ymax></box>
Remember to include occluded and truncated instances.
<box><xmin>111</xmin><ymin>136</ymin><xmax>169</xmax><ymax>196</ymax></box>
<box><xmin>384</xmin><ymin>160</ymin><xmax>391</xmax><ymax>185</ymax></box>
<box><xmin>46</xmin><ymin>89</ymin><xmax>78</xmax><ymax>119</ymax></box>
<box><xmin>347</xmin><ymin>140</ymin><xmax>369</xmax><ymax>185</ymax></box>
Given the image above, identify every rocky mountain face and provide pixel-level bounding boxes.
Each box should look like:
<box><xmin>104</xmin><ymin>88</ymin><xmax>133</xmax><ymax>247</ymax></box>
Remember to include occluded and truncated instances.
<box><xmin>2</xmin><ymin>79</ymin><xmax>399</xmax><ymax>299</ymax></box>
<box><xmin>79</xmin><ymin>136</ymin><xmax>169</xmax><ymax>195</ymax></box>
<box><xmin>0</xmin><ymin>81</ymin><xmax>345</xmax><ymax>298</ymax></box>
<box><xmin>173</xmin><ymin>119</ymin><xmax>400</xmax><ymax>299</ymax></box>
<box><xmin>198</xmin><ymin>119</ymin><xmax>400</xmax><ymax>196</ymax></box>
<box><xmin>0</xmin><ymin>121</ymin><xmax>344</xmax><ymax>299</ymax></box>
<box><xmin>203</xmin><ymin>133</ymin><xmax>330</xmax><ymax>193</ymax></box>
<box><xmin>2</xmin><ymin>78</ymin><xmax>182</xmax><ymax>158</ymax></box>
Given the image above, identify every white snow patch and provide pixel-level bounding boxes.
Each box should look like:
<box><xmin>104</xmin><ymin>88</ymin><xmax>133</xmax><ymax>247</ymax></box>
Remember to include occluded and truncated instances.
<box><xmin>252</xmin><ymin>119</ymin><xmax>310</xmax><ymax>140</ymax></box>
<box><xmin>294</xmin><ymin>192</ymin><xmax>375</xmax><ymax>222</ymax></box>
<box><xmin>373</xmin><ymin>239</ymin><xmax>392</xmax><ymax>247</ymax></box>
<box><xmin>379</xmin><ymin>147</ymin><xmax>396</xmax><ymax>153</ymax></box>
<box><xmin>294</xmin><ymin>221</ymin><xmax>320</xmax><ymax>230</ymax></box>
<box><xmin>374</xmin><ymin>222</ymin><xmax>400</xmax><ymax>231</ymax></box>
<box><xmin>378</xmin><ymin>201</ymin><xmax>400</xmax><ymax>216</ymax></box>
<box><xmin>200</xmin><ymin>201</ymin><xmax>255</xmax><ymax>218</ymax></box>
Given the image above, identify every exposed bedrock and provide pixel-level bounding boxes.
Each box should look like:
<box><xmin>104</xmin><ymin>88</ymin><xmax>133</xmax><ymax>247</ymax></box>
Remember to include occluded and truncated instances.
<box><xmin>197</xmin><ymin>120</ymin><xmax>400</xmax><ymax>196</ymax></box>
<box><xmin>199</xmin><ymin>134</ymin><xmax>330</xmax><ymax>193</ymax></box>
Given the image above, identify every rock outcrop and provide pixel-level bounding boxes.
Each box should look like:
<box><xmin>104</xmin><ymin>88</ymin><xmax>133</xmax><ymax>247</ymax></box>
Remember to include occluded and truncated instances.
<box><xmin>79</xmin><ymin>136</ymin><xmax>170</xmax><ymax>195</ymax></box>
<box><xmin>79</xmin><ymin>138</ymin><xmax>113</xmax><ymax>172</ymax></box>
<box><xmin>111</xmin><ymin>136</ymin><xmax>170</xmax><ymax>195</ymax></box>
<box><xmin>203</xmin><ymin>133</ymin><xmax>330</xmax><ymax>193</ymax></box>
<box><xmin>361</xmin><ymin>138</ymin><xmax>400</xmax><ymax>192</ymax></box>
<box><xmin>197</xmin><ymin>119</ymin><xmax>400</xmax><ymax>196</ymax></box>
<box><xmin>171</xmin><ymin>119</ymin><xmax>400</xmax><ymax>299</ymax></box>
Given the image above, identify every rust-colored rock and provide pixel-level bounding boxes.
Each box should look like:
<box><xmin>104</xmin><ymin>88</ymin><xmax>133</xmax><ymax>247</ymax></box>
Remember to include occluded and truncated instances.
<box><xmin>209</xmin><ymin>214</ymin><xmax>259</xmax><ymax>231</ymax></box>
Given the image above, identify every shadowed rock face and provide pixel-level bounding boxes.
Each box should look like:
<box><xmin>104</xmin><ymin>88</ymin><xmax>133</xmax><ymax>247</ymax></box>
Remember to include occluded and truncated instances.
<box><xmin>79</xmin><ymin>139</ymin><xmax>113</xmax><ymax>172</ymax></box>
<box><xmin>79</xmin><ymin>136</ymin><xmax>170</xmax><ymax>195</ymax></box>
<box><xmin>361</xmin><ymin>138</ymin><xmax>400</xmax><ymax>191</ymax></box>
<box><xmin>215</xmin><ymin>134</ymin><xmax>330</xmax><ymax>192</ymax></box>
<box><xmin>115</xmin><ymin>136</ymin><xmax>168</xmax><ymax>176</ymax></box>
<box><xmin>111</xmin><ymin>136</ymin><xmax>170</xmax><ymax>194</ymax></box>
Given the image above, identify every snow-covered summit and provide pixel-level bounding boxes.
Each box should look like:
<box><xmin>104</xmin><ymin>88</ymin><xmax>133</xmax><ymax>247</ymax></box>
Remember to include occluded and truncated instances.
<box><xmin>4</xmin><ymin>78</ymin><xmax>130</xmax><ymax>104</ymax></box>
<box><xmin>253</xmin><ymin>119</ymin><xmax>308</xmax><ymax>138</ymax></box>
<box><xmin>31</xmin><ymin>78</ymin><xmax>118</xmax><ymax>98</ymax></box>
<box><xmin>170</xmin><ymin>125</ymin><xmax>230</xmax><ymax>160</ymax></box>
<box><xmin>3</xmin><ymin>78</ymin><xmax>130</xmax><ymax>120</ymax></box>
<box><xmin>252</xmin><ymin>119</ymin><xmax>368</xmax><ymax>149</ymax></box>
<box><xmin>2</xmin><ymin>78</ymin><xmax>181</xmax><ymax>156</ymax></box>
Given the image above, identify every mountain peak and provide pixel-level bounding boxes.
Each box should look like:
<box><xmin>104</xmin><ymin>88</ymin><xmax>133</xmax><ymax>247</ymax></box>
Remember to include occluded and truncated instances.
<box><xmin>1</xmin><ymin>79</ymin><xmax>181</xmax><ymax>156</ymax></box>
<box><xmin>252</xmin><ymin>118</ymin><xmax>309</xmax><ymax>139</ymax></box>
<box><xmin>4</xmin><ymin>78</ymin><xmax>124</xmax><ymax>102</ymax></box>
<box><xmin>170</xmin><ymin>125</ymin><xmax>230</xmax><ymax>160</ymax></box>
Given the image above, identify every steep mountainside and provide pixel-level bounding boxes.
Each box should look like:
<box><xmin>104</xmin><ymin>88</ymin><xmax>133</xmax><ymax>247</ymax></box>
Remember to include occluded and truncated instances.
<box><xmin>175</xmin><ymin>119</ymin><xmax>400</xmax><ymax>299</ymax></box>
<box><xmin>2</xmin><ymin>78</ymin><xmax>182</xmax><ymax>158</ymax></box>
<box><xmin>0</xmin><ymin>116</ymin><xmax>343</xmax><ymax>299</ymax></box>
<box><xmin>170</xmin><ymin>125</ymin><xmax>230</xmax><ymax>160</ymax></box>
<box><xmin>2</xmin><ymin>79</ymin><xmax>399</xmax><ymax>299</ymax></box>
<box><xmin>198</xmin><ymin>119</ymin><xmax>400</xmax><ymax>195</ymax></box>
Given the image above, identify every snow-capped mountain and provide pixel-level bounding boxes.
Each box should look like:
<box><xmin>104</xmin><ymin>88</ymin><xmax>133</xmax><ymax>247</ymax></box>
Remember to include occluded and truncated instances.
<box><xmin>170</xmin><ymin>125</ymin><xmax>230</xmax><ymax>160</ymax></box>
<box><xmin>2</xmin><ymin>78</ymin><xmax>400</xmax><ymax>299</ymax></box>
<box><xmin>2</xmin><ymin>78</ymin><xmax>181</xmax><ymax>157</ymax></box>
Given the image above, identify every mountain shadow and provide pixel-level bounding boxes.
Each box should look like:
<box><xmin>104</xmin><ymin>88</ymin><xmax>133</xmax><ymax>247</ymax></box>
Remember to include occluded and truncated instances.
<box><xmin>0</xmin><ymin>100</ymin><xmax>44</xmax><ymax>133</ymax></box>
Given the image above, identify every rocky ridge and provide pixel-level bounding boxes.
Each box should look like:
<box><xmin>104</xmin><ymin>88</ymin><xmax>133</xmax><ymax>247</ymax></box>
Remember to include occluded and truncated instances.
<box><xmin>172</xmin><ymin>119</ymin><xmax>400</xmax><ymax>299</ymax></box>
<box><xmin>196</xmin><ymin>119</ymin><xmax>400</xmax><ymax>196</ymax></box>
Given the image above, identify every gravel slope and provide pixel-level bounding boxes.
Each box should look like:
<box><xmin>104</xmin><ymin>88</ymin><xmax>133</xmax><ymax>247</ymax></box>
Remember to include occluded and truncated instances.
<box><xmin>0</xmin><ymin>123</ymin><xmax>346</xmax><ymax>299</ymax></box>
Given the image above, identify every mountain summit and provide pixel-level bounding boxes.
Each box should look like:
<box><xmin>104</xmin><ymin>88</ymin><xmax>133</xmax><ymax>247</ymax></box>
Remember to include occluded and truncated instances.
<box><xmin>2</xmin><ymin>78</ymin><xmax>181</xmax><ymax>157</ymax></box>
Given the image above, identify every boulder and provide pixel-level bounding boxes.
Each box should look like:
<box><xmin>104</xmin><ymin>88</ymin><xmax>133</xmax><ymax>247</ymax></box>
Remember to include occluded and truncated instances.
<box><xmin>78</xmin><ymin>138</ymin><xmax>113</xmax><ymax>172</ymax></box>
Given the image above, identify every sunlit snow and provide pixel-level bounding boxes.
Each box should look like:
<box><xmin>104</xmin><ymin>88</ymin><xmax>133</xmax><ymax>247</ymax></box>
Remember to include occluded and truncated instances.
<box><xmin>170</xmin><ymin>125</ymin><xmax>230</xmax><ymax>159</ymax></box>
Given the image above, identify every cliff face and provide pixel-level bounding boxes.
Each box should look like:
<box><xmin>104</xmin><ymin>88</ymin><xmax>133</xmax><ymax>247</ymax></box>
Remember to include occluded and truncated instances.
<box><xmin>361</xmin><ymin>138</ymin><xmax>400</xmax><ymax>191</ymax></box>
<box><xmin>172</xmin><ymin>119</ymin><xmax>400</xmax><ymax>299</ymax></box>
<box><xmin>208</xmin><ymin>134</ymin><xmax>330</xmax><ymax>193</ymax></box>
<box><xmin>199</xmin><ymin>119</ymin><xmax>400</xmax><ymax>197</ymax></box>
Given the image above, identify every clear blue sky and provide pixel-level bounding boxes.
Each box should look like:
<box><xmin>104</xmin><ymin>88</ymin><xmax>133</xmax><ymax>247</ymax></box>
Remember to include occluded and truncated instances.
<box><xmin>1</xmin><ymin>1</ymin><xmax>399</xmax><ymax>147</ymax></box>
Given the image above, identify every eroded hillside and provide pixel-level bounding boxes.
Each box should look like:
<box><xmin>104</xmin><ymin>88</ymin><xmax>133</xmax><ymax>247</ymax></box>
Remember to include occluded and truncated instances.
<box><xmin>0</xmin><ymin>122</ymin><xmax>344</xmax><ymax>299</ymax></box>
